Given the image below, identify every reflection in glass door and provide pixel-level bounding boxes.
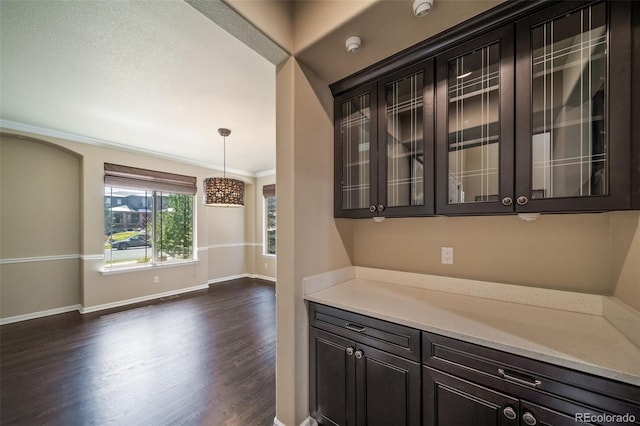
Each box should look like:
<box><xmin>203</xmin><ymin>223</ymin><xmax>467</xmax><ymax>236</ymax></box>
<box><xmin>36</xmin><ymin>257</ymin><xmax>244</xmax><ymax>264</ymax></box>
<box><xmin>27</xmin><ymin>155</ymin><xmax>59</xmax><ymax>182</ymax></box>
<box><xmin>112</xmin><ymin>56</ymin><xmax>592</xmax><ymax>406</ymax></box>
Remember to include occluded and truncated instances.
<box><xmin>530</xmin><ymin>2</ymin><xmax>607</xmax><ymax>199</ymax></box>
<box><xmin>340</xmin><ymin>93</ymin><xmax>371</xmax><ymax>210</ymax></box>
<box><xmin>385</xmin><ymin>72</ymin><xmax>424</xmax><ymax>208</ymax></box>
<box><xmin>447</xmin><ymin>43</ymin><xmax>501</xmax><ymax>204</ymax></box>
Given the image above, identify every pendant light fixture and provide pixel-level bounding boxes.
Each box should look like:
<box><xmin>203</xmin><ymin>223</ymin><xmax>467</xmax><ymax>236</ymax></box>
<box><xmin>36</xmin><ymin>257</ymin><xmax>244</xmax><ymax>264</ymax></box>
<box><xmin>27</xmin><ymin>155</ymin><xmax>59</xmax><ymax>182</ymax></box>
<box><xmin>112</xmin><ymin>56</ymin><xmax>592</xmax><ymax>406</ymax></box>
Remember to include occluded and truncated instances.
<box><xmin>203</xmin><ymin>128</ymin><xmax>245</xmax><ymax>207</ymax></box>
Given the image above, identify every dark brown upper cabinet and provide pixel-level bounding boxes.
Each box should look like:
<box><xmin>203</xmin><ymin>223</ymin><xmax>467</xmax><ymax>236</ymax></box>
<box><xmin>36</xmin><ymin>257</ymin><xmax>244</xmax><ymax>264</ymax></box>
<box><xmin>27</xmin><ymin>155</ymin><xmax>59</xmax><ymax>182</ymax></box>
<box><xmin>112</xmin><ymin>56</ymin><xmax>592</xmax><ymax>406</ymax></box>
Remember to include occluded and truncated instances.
<box><xmin>436</xmin><ymin>25</ymin><xmax>515</xmax><ymax>215</ymax></box>
<box><xmin>332</xmin><ymin>0</ymin><xmax>637</xmax><ymax>218</ymax></box>
<box><xmin>514</xmin><ymin>0</ymin><xmax>633</xmax><ymax>213</ymax></box>
<box><xmin>334</xmin><ymin>60</ymin><xmax>435</xmax><ymax>218</ymax></box>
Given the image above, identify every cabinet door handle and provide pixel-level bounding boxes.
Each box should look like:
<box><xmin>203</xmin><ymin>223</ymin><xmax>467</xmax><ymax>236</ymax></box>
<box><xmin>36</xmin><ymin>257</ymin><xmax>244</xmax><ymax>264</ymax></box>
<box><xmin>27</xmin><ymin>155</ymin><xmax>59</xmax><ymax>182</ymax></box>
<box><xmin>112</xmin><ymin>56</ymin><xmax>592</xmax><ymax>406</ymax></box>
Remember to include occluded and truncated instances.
<box><xmin>501</xmin><ymin>197</ymin><xmax>513</xmax><ymax>206</ymax></box>
<box><xmin>346</xmin><ymin>347</ymin><xmax>354</xmax><ymax>356</ymax></box>
<box><xmin>502</xmin><ymin>406</ymin><xmax>517</xmax><ymax>420</ymax></box>
<box><xmin>345</xmin><ymin>323</ymin><xmax>367</xmax><ymax>333</ymax></box>
<box><xmin>354</xmin><ymin>350</ymin><xmax>363</xmax><ymax>360</ymax></box>
<box><xmin>377</xmin><ymin>204</ymin><xmax>385</xmax><ymax>212</ymax></box>
<box><xmin>497</xmin><ymin>368</ymin><xmax>542</xmax><ymax>388</ymax></box>
<box><xmin>516</xmin><ymin>195</ymin><xmax>529</xmax><ymax>206</ymax></box>
<box><xmin>522</xmin><ymin>412</ymin><xmax>537</xmax><ymax>426</ymax></box>
<box><xmin>369</xmin><ymin>205</ymin><xmax>377</xmax><ymax>213</ymax></box>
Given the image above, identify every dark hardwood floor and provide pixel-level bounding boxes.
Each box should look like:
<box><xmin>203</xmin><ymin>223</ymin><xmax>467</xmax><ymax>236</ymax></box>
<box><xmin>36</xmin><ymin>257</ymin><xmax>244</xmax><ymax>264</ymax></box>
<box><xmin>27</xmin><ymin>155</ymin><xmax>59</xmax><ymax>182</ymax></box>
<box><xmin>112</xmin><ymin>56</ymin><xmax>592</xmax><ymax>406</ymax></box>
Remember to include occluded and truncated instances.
<box><xmin>1</xmin><ymin>278</ymin><xmax>276</xmax><ymax>426</ymax></box>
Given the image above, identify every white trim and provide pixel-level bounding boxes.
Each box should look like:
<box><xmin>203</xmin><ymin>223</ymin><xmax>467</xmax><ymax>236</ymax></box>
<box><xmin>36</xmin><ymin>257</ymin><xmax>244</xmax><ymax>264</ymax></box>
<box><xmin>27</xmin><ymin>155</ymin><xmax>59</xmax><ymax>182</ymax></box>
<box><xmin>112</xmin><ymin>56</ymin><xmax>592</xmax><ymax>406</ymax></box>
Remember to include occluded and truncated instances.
<box><xmin>272</xmin><ymin>417</ymin><xmax>317</xmax><ymax>426</ymax></box>
<box><xmin>80</xmin><ymin>284</ymin><xmax>209</xmax><ymax>314</ymax></box>
<box><xmin>0</xmin><ymin>304</ymin><xmax>82</xmax><ymax>325</ymax></box>
<box><xmin>81</xmin><ymin>254</ymin><xmax>105</xmax><ymax>261</ymax></box>
<box><xmin>205</xmin><ymin>243</ymin><xmax>262</xmax><ymax>249</ymax></box>
<box><xmin>208</xmin><ymin>273</ymin><xmax>275</xmax><ymax>284</ymax></box>
<box><xmin>300</xmin><ymin>417</ymin><xmax>318</xmax><ymax>426</ymax></box>
<box><xmin>1</xmin><ymin>120</ymin><xmax>261</xmax><ymax>178</ymax></box>
<box><xmin>0</xmin><ymin>254</ymin><xmax>80</xmax><ymax>265</ymax></box>
<box><xmin>101</xmin><ymin>259</ymin><xmax>199</xmax><ymax>275</ymax></box>
<box><xmin>256</xmin><ymin>169</ymin><xmax>276</xmax><ymax>177</ymax></box>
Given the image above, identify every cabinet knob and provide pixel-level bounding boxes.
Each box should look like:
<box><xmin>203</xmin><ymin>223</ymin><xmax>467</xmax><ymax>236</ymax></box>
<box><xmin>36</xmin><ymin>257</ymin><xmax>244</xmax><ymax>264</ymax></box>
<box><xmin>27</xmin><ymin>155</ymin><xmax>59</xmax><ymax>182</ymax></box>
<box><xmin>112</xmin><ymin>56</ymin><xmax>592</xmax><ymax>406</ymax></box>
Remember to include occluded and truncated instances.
<box><xmin>501</xmin><ymin>197</ymin><xmax>513</xmax><ymax>206</ymax></box>
<box><xmin>369</xmin><ymin>205</ymin><xmax>377</xmax><ymax>213</ymax></box>
<box><xmin>517</xmin><ymin>195</ymin><xmax>529</xmax><ymax>206</ymax></box>
<box><xmin>346</xmin><ymin>347</ymin><xmax>354</xmax><ymax>356</ymax></box>
<box><xmin>354</xmin><ymin>350</ymin><xmax>363</xmax><ymax>360</ymax></box>
<box><xmin>502</xmin><ymin>407</ymin><xmax>517</xmax><ymax>420</ymax></box>
<box><xmin>377</xmin><ymin>204</ymin><xmax>385</xmax><ymax>212</ymax></box>
<box><xmin>522</xmin><ymin>412</ymin><xmax>537</xmax><ymax>426</ymax></box>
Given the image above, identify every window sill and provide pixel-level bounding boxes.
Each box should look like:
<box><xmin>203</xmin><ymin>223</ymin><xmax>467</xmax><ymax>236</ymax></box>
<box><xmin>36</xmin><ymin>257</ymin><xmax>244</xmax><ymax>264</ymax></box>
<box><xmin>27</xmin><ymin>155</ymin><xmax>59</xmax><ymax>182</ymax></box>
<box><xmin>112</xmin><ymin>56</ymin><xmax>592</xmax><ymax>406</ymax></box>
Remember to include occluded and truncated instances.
<box><xmin>262</xmin><ymin>253</ymin><xmax>276</xmax><ymax>258</ymax></box>
<box><xmin>101</xmin><ymin>259</ymin><xmax>199</xmax><ymax>275</ymax></box>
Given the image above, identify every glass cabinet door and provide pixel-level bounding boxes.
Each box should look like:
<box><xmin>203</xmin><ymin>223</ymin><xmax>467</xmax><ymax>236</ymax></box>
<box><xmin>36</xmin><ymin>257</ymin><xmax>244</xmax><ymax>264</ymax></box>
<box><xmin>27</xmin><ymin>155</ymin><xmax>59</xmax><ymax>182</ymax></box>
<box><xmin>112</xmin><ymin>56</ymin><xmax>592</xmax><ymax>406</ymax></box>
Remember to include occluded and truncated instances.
<box><xmin>335</xmin><ymin>84</ymin><xmax>377</xmax><ymax>217</ymax></box>
<box><xmin>531</xmin><ymin>2</ymin><xmax>607</xmax><ymax>200</ymax></box>
<box><xmin>436</xmin><ymin>26</ymin><xmax>514</xmax><ymax>214</ymax></box>
<box><xmin>378</xmin><ymin>60</ymin><xmax>434</xmax><ymax>216</ymax></box>
<box><xmin>516</xmin><ymin>1</ymin><xmax>631</xmax><ymax>211</ymax></box>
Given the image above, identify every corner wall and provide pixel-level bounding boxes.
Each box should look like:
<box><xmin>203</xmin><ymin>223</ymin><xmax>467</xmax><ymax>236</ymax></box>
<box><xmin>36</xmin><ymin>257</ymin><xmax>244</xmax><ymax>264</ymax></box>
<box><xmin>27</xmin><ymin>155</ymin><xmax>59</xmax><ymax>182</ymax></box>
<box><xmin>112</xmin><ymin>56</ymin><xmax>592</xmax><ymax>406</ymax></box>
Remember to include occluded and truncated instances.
<box><xmin>0</xmin><ymin>130</ymin><xmax>261</xmax><ymax>320</ymax></box>
<box><xmin>610</xmin><ymin>211</ymin><xmax>640</xmax><ymax>311</ymax></box>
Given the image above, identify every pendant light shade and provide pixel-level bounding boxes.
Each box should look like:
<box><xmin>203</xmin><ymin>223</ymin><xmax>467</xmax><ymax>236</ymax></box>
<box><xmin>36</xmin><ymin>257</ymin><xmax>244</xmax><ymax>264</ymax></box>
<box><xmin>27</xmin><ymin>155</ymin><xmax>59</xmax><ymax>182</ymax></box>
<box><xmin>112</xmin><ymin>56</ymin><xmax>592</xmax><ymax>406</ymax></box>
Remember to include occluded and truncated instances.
<box><xmin>204</xmin><ymin>128</ymin><xmax>245</xmax><ymax>207</ymax></box>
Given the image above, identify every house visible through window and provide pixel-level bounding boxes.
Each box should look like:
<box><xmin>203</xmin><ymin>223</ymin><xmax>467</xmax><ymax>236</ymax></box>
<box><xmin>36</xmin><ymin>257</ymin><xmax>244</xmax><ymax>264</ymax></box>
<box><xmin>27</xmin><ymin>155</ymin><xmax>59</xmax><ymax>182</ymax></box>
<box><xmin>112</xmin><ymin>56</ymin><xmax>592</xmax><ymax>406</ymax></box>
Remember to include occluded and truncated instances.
<box><xmin>104</xmin><ymin>163</ymin><xmax>196</xmax><ymax>270</ymax></box>
<box><xmin>263</xmin><ymin>184</ymin><xmax>276</xmax><ymax>255</ymax></box>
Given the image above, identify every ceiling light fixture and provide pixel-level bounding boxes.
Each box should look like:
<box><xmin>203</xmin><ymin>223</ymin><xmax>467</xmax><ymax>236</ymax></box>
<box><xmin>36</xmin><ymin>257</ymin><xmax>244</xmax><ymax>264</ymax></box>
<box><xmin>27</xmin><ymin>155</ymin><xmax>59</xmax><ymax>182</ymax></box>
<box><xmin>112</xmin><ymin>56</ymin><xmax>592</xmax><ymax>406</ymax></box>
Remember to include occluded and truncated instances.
<box><xmin>203</xmin><ymin>128</ymin><xmax>245</xmax><ymax>207</ymax></box>
<box><xmin>345</xmin><ymin>36</ymin><xmax>362</xmax><ymax>53</ymax></box>
<box><xmin>413</xmin><ymin>0</ymin><xmax>434</xmax><ymax>17</ymax></box>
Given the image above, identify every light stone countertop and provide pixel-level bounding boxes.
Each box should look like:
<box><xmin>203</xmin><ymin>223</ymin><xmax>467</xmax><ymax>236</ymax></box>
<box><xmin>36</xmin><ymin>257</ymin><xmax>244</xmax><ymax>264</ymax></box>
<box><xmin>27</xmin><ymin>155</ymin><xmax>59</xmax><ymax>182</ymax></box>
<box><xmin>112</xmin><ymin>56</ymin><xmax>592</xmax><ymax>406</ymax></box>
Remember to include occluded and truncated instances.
<box><xmin>304</xmin><ymin>275</ymin><xmax>640</xmax><ymax>386</ymax></box>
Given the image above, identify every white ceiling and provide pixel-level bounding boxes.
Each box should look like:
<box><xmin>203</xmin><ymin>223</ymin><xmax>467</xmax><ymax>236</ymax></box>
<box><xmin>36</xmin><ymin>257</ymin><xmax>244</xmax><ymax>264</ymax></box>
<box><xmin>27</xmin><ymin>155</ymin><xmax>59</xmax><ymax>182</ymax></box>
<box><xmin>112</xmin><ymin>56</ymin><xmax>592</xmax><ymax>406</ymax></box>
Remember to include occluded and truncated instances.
<box><xmin>0</xmin><ymin>0</ymin><xmax>277</xmax><ymax>176</ymax></box>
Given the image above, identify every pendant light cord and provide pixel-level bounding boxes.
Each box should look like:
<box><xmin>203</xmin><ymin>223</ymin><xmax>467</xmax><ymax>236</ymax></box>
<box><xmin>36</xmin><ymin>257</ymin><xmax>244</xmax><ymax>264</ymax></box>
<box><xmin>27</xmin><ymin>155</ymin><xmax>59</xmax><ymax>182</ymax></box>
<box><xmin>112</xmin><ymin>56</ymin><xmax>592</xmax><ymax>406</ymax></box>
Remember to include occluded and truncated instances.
<box><xmin>223</xmin><ymin>135</ymin><xmax>226</xmax><ymax>180</ymax></box>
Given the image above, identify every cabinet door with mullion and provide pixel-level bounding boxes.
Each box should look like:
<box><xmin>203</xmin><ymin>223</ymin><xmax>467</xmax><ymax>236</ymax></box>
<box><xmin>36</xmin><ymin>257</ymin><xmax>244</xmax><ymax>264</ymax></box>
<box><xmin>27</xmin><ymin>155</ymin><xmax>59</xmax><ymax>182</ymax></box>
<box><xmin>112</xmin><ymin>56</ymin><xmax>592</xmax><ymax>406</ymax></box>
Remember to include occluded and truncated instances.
<box><xmin>514</xmin><ymin>0</ymin><xmax>632</xmax><ymax>212</ymax></box>
<box><xmin>334</xmin><ymin>83</ymin><xmax>379</xmax><ymax>218</ymax></box>
<box><xmin>377</xmin><ymin>59</ymin><xmax>435</xmax><ymax>217</ymax></box>
<box><xmin>436</xmin><ymin>25</ymin><xmax>515</xmax><ymax>215</ymax></box>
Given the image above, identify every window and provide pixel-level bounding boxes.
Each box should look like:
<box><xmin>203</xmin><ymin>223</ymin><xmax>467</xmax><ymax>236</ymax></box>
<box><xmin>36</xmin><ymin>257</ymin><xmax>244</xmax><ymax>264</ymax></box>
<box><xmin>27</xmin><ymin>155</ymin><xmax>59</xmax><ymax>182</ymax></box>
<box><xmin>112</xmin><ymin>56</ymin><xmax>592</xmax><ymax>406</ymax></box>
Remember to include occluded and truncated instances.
<box><xmin>104</xmin><ymin>163</ymin><xmax>196</xmax><ymax>270</ymax></box>
<box><xmin>263</xmin><ymin>184</ymin><xmax>276</xmax><ymax>255</ymax></box>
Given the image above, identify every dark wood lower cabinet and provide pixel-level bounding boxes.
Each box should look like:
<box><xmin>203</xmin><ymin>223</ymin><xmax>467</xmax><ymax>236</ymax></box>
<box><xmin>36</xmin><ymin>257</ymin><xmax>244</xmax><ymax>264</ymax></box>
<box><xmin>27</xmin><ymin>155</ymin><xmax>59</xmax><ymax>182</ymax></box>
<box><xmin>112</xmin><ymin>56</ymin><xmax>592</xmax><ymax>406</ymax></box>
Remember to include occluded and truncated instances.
<box><xmin>356</xmin><ymin>344</ymin><xmax>421</xmax><ymax>426</ymax></box>
<box><xmin>309</xmin><ymin>303</ymin><xmax>640</xmax><ymax>426</ymax></box>
<box><xmin>424</xmin><ymin>366</ymin><xmax>519</xmax><ymax>426</ymax></box>
<box><xmin>310</xmin><ymin>327</ymin><xmax>421</xmax><ymax>426</ymax></box>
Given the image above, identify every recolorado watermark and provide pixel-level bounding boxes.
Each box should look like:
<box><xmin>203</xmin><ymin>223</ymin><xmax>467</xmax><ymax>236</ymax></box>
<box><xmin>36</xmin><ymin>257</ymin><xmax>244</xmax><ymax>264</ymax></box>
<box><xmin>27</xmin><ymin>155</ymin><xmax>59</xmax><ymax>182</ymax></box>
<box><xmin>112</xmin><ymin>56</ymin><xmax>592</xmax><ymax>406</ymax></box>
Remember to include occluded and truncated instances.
<box><xmin>575</xmin><ymin>413</ymin><xmax>636</xmax><ymax>423</ymax></box>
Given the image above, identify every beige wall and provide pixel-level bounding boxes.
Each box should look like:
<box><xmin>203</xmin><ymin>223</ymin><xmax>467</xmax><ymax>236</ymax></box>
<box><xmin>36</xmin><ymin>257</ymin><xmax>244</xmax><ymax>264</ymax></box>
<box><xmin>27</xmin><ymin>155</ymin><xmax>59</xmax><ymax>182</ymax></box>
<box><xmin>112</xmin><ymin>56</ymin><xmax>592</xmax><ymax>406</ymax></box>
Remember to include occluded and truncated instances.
<box><xmin>0</xmin><ymin>130</ymin><xmax>263</xmax><ymax>319</ymax></box>
<box><xmin>1</xmin><ymin>136</ymin><xmax>81</xmax><ymax>317</ymax></box>
<box><xmin>354</xmin><ymin>213</ymin><xmax>612</xmax><ymax>294</ymax></box>
<box><xmin>610</xmin><ymin>211</ymin><xmax>640</xmax><ymax>311</ymax></box>
<box><xmin>274</xmin><ymin>58</ymin><xmax>354</xmax><ymax>426</ymax></box>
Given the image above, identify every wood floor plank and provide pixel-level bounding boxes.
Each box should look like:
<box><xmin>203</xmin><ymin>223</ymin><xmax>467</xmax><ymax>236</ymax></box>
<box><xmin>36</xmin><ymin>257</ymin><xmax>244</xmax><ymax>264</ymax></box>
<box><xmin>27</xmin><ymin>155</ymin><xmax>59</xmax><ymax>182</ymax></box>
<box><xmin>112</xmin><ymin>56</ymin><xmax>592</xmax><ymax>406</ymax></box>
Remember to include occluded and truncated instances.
<box><xmin>1</xmin><ymin>279</ymin><xmax>276</xmax><ymax>426</ymax></box>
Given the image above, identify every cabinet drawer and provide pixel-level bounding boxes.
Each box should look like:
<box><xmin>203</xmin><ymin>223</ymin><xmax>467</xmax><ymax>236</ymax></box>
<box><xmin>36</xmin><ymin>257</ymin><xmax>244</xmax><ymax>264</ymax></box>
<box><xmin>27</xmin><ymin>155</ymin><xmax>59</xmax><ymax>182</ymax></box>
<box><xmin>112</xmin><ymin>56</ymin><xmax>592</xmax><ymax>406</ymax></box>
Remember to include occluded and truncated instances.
<box><xmin>423</xmin><ymin>332</ymin><xmax>640</xmax><ymax>421</ymax></box>
<box><xmin>309</xmin><ymin>302</ymin><xmax>420</xmax><ymax>362</ymax></box>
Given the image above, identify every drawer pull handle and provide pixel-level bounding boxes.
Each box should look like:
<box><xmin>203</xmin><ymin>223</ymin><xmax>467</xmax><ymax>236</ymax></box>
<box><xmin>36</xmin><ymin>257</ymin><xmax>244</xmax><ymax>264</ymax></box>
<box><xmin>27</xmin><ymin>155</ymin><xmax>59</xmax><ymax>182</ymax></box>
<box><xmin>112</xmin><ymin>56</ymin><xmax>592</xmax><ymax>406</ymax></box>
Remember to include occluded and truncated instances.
<box><xmin>522</xmin><ymin>412</ymin><xmax>537</xmax><ymax>426</ymax></box>
<box><xmin>346</xmin><ymin>347</ymin><xmax>354</xmax><ymax>356</ymax></box>
<box><xmin>354</xmin><ymin>350</ymin><xmax>363</xmax><ymax>360</ymax></box>
<box><xmin>503</xmin><ymin>407</ymin><xmax>517</xmax><ymax>420</ymax></box>
<box><xmin>498</xmin><ymin>368</ymin><xmax>542</xmax><ymax>388</ymax></box>
<box><xmin>345</xmin><ymin>323</ymin><xmax>367</xmax><ymax>333</ymax></box>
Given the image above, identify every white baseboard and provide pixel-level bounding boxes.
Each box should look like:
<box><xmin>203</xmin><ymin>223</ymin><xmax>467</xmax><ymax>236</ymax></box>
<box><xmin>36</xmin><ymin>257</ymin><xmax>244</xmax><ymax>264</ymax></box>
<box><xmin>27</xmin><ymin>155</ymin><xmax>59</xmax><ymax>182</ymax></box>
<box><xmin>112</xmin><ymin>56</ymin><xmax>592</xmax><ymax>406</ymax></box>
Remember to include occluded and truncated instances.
<box><xmin>80</xmin><ymin>284</ymin><xmax>209</xmax><ymax>314</ymax></box>
<box><xmin>2</xmin><ymin>274</ymin><xmax>275</xmax><ymax>325</ymax></box>
<box><xmin>0</xmin><ymin>304</ymin><xmax>82</xmax><ymax>325</ymax></box>
<box><xmin>273</xmin><ymin>416</ymin><xmax>317</xmax><ymax>426</ymax></box>
<box><xmin>208</xmin><ymin>273</ymin><xmax>276</xmax><ymax>285</ymax></box>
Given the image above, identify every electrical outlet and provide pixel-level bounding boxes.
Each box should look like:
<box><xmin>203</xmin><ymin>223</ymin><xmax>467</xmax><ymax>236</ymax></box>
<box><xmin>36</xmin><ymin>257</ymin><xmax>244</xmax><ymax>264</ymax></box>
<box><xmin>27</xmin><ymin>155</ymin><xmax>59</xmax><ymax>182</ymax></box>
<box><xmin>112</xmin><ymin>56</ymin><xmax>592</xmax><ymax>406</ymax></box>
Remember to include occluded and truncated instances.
<box><xmin>264</xmin><ymin>262</ymin><xmax>268</xmax><ymax>268</ymax></box>
<box><xmin>153</xmin><ymin>276</ymin><xmax>159</xmax><ymax>284</ymax></box>
<box><xmin>441</xmin><ymin>247</ymin><xmax>454</xmax><ymax>264</ymax></box>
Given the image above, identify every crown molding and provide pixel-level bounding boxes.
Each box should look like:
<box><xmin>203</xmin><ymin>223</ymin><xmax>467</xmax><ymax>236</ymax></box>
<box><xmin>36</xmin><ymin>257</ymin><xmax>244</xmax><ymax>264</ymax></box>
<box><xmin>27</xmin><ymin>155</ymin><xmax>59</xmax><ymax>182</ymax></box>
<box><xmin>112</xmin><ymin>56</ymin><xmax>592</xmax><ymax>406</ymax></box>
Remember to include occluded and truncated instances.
<box><xmin>0</xmin><ymin>119</ymin><xmax>275</xmax><ymax>178</ymax></box>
